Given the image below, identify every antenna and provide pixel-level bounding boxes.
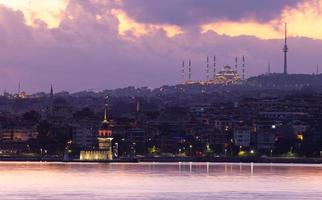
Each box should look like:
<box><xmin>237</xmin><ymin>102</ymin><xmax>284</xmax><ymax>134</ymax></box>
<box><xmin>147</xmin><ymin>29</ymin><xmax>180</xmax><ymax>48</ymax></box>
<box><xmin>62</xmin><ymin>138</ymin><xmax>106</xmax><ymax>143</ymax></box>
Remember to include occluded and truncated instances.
<box><xmin>206</xmin><ymin>56</ymin><xmax>209</xmax><ymax>83</ymax></box>
<box><xmin>242</xmin><ymin>56</ymin><xmax>245</xmax><ymax>81</ymax></box>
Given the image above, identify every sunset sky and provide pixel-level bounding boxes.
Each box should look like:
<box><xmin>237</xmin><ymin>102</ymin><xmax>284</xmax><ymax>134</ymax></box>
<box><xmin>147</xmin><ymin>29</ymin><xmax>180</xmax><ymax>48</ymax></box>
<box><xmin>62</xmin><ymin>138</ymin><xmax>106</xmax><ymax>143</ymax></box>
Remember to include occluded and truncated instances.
<box><xmin>0</xmin><ymin>0</ymin><xmax>322</xmax><ymax>93</ymax></box>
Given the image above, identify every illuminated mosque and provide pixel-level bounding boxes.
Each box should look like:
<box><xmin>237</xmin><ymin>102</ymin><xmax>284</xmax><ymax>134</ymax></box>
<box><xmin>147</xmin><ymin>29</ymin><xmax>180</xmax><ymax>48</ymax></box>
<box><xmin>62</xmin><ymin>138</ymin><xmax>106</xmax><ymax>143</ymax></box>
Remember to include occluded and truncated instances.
<box><xmin>181</xmin><ymin>56</ymin><xmax>245</xmax><ymax>85</ymax></box>
<box><xmin>80</xmin><ymin>97</ymin><xmax>113</xmax><ymax>161</ymax></box>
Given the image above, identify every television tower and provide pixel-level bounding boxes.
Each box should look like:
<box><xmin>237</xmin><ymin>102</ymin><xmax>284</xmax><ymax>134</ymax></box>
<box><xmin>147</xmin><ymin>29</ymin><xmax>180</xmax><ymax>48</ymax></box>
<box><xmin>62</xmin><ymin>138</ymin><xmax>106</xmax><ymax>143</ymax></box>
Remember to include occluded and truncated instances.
<box><xmin>206</xmin><ymin>56</ymin><xmax>209</xmax><ymax>83</ymax></box>
<box><xmin>283</xmin><ymin>23</ymin><xmax>288</xmax><ymax>75</ymax></box>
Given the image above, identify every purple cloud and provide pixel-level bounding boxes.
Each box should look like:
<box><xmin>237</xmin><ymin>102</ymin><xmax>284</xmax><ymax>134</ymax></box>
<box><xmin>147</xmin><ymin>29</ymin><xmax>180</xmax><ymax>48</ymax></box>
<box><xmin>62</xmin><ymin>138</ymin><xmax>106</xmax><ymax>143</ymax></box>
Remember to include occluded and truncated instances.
<box><xmin>120</xmin><ymin>0</ymin><xmax>304</xmax><ymax>26</ymax></box>
<box><xmin>0</xmin><ymin>1</ymin><xmax>320</xmax><ymax>94</ymax></box>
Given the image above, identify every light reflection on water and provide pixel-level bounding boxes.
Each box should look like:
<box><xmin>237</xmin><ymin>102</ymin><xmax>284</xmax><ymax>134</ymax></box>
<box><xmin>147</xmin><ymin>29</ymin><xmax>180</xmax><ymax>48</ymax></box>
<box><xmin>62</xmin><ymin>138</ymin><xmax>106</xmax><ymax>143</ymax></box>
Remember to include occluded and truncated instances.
<box><xmin>0</xmin><ymin>162</ymin><xmax>322</xmax><ymax>200</ymax></box>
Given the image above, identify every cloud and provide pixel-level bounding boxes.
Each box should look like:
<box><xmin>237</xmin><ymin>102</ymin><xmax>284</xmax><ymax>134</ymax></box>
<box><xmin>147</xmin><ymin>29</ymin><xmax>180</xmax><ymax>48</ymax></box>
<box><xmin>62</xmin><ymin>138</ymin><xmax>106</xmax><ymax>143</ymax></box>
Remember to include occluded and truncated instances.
<box><xmin>0</xmin><ymin>0</ymin><xmax>321</xmax><ymax>94</ymax></box>
<box><xmin>201</xmin><ymin>0</ymin><xmax>322</xmax><ymax>40</ymax></box>
<box><xmin>120</xmin><ymin>0</ymin><xmax>304</xmax><ymax>26</ymax></box>
<box><xmin>111</xmin><ymin>9</ymin><xmax>183</xmax><ymax>38</ymax></box>
<box><xmin>0</xmin><ymin>0</ymin><xmax>69</xmax><ymax>28</ymax></box>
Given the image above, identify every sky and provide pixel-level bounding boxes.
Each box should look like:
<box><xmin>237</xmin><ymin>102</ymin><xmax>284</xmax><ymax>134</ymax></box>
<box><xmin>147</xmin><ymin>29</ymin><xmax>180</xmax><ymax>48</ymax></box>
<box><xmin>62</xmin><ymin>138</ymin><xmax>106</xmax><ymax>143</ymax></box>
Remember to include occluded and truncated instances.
<box><xmin>0</xmin><ymin>0</ymin><xmax>322</xmax><ymax>93</ymax></box>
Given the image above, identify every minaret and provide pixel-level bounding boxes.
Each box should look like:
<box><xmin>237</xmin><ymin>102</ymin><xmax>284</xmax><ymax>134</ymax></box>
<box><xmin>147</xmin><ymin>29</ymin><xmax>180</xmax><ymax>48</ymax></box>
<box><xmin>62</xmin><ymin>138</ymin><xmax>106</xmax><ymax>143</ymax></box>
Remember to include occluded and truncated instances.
<box><xmin>49</xmin><ymin>84</ymin><xmax>54</xmax><ymax>115</ymax></box>
<box><xmin>242</xmin><ymin>56</ymin><xmax>245</xmax><ymax>81</ymax></box>
<box><xmin>268</xmin><ymin>62</ymin><xmax>271</xmax><ymax>74</ymax></box>
<box><xmin>135</xmin><ymin>97</ymin><xmax>140</xmax><ymax>127</ymax></box>
<box><xmin>50</xmin><ymin>84</ymin><xmax>54</xmax><ymax>98</ymax></box>
<box><xmin>213</xmin><ymin>55</ymin><xmax>216</xmax><ymax>80</ymax></box>
<box><xmin>235</xmin><ymin>56</ymin><xmax>238</xmax><ymax>73</ymax></box>
<box><xmin>181</xmin><ymin>60</ymin><xmax>185</xmax><ymax>84</ymax></box>
<box><xmin>136</xmin><ymin>97</ymin><xmax>140</xmax><ymax>113</ymax></box>
<box><xmin>283</xmin><ymin>23</ymin><xmax>288</xmax><ymax>75</ymax></box>
<box><xmin>18</xmin><ymin>82</ymin><xmax>21</xmax><ymax>94</ymax></box>
<box><xmin>206</xmin><ymin>56</ymin><xmax>209</xmax><ymax>83</ymax></box>
<box><xmin>188</xmin><ymin>59</ymin><xmax>192</xmax><ymax>82</ymax></box>
<box><xmin>317</xmin><ymin>64</ymin><xmax>319</xmax><ymax>75</ymax></box>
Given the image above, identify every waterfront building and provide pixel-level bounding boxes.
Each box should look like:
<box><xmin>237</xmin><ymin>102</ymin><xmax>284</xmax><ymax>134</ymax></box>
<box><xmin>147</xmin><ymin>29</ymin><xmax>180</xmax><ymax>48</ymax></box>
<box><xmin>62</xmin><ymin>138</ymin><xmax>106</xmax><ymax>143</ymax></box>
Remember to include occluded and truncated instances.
<box><xmin>233</xmin><ymin>127</ymin><xmax>251</xmax><ymax>147</ymax></box>
<box><xmin>214</xmin><ymin>118</ymin><xmax>233</xmax><ymax>131</ymax></box>
<box><xmin>72</xmin><ymin>124</ymin><xmax>97</xmax><ymax>148</ymax></box>
<box><xmin>1</xmin><ymin>128</ymin><xmax>37</xmax><ymax>142</ymax></box>
<box><xmin>0</xmin><ymin>127</ymin><xmax>37</xmax><ymax>154</ymax></box>
<box><xmin>80</xmin><ymin>99</ymin><xmax>113</xmax><ymax>161</ymax></box>
<box><xmin>256</xmin><ymin>130</ymin><xmax>275</xmax><ymax>151</ymax></box>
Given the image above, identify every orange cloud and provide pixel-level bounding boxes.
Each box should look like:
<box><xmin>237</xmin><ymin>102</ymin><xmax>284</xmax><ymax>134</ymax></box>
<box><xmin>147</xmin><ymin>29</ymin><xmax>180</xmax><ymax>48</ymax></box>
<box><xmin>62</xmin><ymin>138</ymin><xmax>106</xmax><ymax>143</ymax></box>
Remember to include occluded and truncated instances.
<box><xmin>201</xmin><ymin>0</ymin><xmax>322</xmax><ymax>40</ymax></box>
<box><xmin>201</xmin><ymin>20</ymin><xmax>281</xmax><ymax>39</ymax></box>
<box><xmin>0</xmin><ymin>0</ymin><xmax>69</xmax><ymax>28</ymax></box>
<box><xmin>280</xmin><ymin>0</ymin><xmax>322</xmax><ymax>39</ymax></box>
<box><xmin>111</xmin><ymin>9</ymin><xmax>183</xmax><ymax>39</ymax></box>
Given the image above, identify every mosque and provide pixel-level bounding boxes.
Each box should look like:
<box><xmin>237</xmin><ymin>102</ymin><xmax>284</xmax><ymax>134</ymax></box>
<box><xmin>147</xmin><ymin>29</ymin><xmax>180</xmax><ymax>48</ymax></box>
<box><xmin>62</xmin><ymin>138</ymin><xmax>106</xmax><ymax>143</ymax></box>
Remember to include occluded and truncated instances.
<box><xmin>181</xmin><ymin>24</ymin><xmax>290</xmax><ymax>86</ymax></box>
<box><xmin>209</xmin><ymin>65</ymin><xmax>241</xmax><ymax>85</ymax></box>
<box><xmin>80</xmin><ymin>98</ymin><xmax>113</xmax><ymax>161</ymax></box>
<box><xmin>181</xmin><ymin>56</ymin><xmax>245</xmax><ymax>85</ymax></box>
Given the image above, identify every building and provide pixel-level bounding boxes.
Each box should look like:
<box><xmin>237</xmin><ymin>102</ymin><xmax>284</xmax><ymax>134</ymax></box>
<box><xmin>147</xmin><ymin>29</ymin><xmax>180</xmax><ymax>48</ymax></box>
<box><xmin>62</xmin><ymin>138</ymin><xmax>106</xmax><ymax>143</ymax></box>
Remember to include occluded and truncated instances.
<box><xmin>181</xmin><ymin>57</ymin><xmax>244</xmax><ymax>86</ymax></box>
<box><xmin>256</xmin><ymin>130</ymin><xmax>275</xmax><ymax>151</ymax></box>
<box><xmin>1</xmin><ymin>128</ymin><xmax>37</xmax><ymax>142</ymax></box>
<box><xmin>80</xmin><ymin>99</ymin><xmax>114</xmax><ymax>161</ymax></box>
<box><xmin>209</xmin><ymin>65</ymin><xmax>241</xmax><ymax>85</ymax></box>
<box><xmin>72</xmin><ymin>124</ymin><xmax>97</xmax><ymax>148</ymax></box>
<box><xmin>0</xmin><ymin>127</ymin><xmax>37</xmax><ymax>154</ymax></box>
<box><xmin>233</xmin><ymin>127</ymin><xmax>251</xmax><ymax>147</ymax></box>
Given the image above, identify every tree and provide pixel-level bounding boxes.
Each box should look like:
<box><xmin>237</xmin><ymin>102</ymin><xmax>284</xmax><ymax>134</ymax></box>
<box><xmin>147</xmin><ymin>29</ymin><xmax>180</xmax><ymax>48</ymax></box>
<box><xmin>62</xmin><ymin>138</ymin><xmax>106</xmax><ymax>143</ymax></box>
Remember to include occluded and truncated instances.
<box><xmin>22</xmin><ymin>110</ymin><xmax>41</xmax><ymax>125</ymax></box>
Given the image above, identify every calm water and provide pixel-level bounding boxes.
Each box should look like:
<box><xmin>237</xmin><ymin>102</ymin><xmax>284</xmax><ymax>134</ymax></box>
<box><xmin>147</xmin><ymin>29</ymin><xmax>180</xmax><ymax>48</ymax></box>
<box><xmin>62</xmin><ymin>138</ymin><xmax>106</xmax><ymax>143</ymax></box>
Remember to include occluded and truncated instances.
<box><xmin>0</xmin><ymin>162</ymin><xmax>322</xmax><ymax>200</ymax></box>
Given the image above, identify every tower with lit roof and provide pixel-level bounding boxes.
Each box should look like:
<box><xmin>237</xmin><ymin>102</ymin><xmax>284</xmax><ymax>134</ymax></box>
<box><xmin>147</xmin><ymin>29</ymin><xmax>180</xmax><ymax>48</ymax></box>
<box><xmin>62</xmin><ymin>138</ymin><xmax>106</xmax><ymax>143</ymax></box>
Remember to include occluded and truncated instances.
<box><xmin>80</xmin><ymin>96</ymin><xmax>113</xmax><ymax>161</ymax></box>
<box><xmin>97</xmin><ymin>96</ymin><xmax>113</xmax><ymax>160</ymax></box>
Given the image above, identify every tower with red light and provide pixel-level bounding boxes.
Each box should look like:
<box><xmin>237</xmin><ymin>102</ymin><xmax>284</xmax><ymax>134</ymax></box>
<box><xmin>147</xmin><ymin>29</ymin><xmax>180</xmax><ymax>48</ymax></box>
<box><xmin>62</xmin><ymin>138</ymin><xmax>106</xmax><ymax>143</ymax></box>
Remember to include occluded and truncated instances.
<box><xmin>97</xmin><ymin>96</ymin><xmax>113</xmax><ymax>160</ymax></box>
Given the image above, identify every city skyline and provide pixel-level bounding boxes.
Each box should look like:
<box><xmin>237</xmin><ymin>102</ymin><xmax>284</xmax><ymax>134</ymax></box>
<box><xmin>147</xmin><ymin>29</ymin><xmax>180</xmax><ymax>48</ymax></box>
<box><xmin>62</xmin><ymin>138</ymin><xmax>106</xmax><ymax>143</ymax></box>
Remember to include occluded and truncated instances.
<box><xmin>1</xmin><ymin>0</ymin><xmax>322</xmax><ymax>93</ymax></box>
<box><xmin>2</xmin><ymin>2</ymin><xmax>322</xmax><ymax>200</ymax></box>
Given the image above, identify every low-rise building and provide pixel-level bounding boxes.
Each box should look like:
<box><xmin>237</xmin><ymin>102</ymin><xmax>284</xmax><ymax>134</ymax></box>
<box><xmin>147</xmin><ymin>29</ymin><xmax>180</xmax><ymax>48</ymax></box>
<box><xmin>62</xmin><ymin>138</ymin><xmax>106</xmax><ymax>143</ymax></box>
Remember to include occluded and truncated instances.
<box><xmin>233</xmin><ymin>127</ymin><xmax>251</xmax><ymax>147</ymax></box>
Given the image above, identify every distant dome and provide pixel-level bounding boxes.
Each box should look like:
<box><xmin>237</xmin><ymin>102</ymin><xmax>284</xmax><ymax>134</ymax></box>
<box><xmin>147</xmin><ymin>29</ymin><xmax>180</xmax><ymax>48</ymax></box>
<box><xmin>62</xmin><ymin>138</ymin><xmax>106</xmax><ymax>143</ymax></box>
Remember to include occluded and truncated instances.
<box><xmin>224</xmin><ymin>65</ymin><xmax>232</xmax><ymax>70</ymax></box>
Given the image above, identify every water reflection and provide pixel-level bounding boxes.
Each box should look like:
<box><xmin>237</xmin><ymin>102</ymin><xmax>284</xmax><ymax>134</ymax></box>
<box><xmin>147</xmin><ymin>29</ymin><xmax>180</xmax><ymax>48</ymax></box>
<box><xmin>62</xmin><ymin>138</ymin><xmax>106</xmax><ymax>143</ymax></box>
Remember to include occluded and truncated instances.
<box><xmin>0</xmin><ymin>162</ymin><xmax>322</xmax><ymax>200</ymax></box>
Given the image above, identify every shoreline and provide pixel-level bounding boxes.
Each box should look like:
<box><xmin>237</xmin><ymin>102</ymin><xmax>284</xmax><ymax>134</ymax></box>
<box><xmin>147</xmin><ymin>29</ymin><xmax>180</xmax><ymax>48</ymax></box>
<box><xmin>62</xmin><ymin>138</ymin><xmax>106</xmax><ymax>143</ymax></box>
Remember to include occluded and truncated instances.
<box><xmin>1</xmin><ymin>156</ymin><xmax>322</xmax><ymax>164</ymax></box>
